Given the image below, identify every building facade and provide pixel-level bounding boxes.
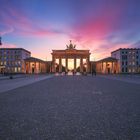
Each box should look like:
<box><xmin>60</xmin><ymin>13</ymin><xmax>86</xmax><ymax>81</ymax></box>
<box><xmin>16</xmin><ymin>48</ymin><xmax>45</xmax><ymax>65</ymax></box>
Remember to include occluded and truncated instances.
<box><xmin>51</xmin><ymin>41</ymin><xmax>90</xmax><ymax>73</ymax></box>
<box><xmin>111</xmin><ymin>48</ymin><xmax>140</xmax><ymax>73</ymax></box>
<box><xmin>0</xmin><ymin>48</ymin><xmax>31</xmax><ymax>74</ymax></box>
<box><xmin>1</xmin><ymin>43</ymin><xmax>140</xmax><ymax>75</ymax></box>
<box><xmin>24</xmin><ymin>57</ymin><xmax>47</xmax><ymax>74</ymax></box>
<box><xmin>96</xmin><ymin>57</ymin><xmax>119</xmax><ymax>74</ymax></box>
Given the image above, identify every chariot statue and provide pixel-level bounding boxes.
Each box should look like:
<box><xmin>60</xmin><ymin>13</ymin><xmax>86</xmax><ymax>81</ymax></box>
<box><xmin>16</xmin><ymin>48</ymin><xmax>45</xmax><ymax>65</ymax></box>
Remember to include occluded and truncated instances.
<box><xmin>66</xmin><ymin>40</ymin><xmax>76</xmax><ymax>49</ymax></box>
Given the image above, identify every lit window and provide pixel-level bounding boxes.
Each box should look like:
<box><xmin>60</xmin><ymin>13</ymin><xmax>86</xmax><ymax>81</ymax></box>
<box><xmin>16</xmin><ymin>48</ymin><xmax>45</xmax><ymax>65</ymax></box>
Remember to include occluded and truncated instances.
<box><xmin>18</xmin><ymin>61</ymin><xmax>21</xmax><ymax>65</ymax></box>
<box><xmin>18</xmin><ymin>67</ymin><xmax>21</xmax><ymax>72</ymax></box>
<box><xmin>14</xmin><ymin>67</ymin><xmax>18</xmax><ymax>72</ymax></box>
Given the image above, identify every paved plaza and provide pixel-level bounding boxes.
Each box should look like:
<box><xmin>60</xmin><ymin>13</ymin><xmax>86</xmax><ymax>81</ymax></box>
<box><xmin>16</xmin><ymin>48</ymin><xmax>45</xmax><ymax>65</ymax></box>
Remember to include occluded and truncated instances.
<box><xmin>0</xmin><ymin>75</ymin><xmax>140</xmax><ymax>140</ymax></box>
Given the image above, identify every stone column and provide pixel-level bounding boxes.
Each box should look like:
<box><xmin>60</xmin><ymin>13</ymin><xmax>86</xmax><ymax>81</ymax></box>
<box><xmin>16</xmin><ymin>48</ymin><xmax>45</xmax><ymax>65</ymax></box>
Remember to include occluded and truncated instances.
<box><xmin>39</xmin><ymin>62</ymin><xmax>41</xmax><ymax>73</ymax></box>
<box><xmin>106</xmin><ymin>62</ymin><xmax>107</xmax><ymax>74</ymax></box>
<box><xmin>66</xmin><ymin>58</ymin><xmax>68</xmax><ymax>72</ymax></box>
<box><xmin>52</xmin><ymin>56</ymin><xmax>56</xmax><ymax>73</ymax></box>
<box><xmin>112</xmin><ymin>62</ymin><xmax>113</xmax><ymax>74</ymax></box>
<box><xmin>74</xmin><ymin>58</ymin><xmax>76</xmax><ymax>72</ymax></box>
<box><xmin>35</xmin><ymin>62</ymin><xmax>36</xmax><ymax>74</ymax></box>
<box><xmin>29</xmin><ymin>62</ymin><xmax>31</xmax><ymax>74</ymax></box>
<box><xmin>101</xmin><ymin>62</ymin><xmax>103</xmax><ymax>73</ymax></box>
<box><xmin>59</xmin><ymin>58</ymin><xmax>62</xmax><ymax>73</ymax></box>
<box><xmin>86</xmin><ymin>57</ymin><xmax>90</xmax><ymax>73</ymax></box>
<box><xmin>80</xmin><ymin>58</ymin><xmax>83</xmax><ymax>73</ymax></box>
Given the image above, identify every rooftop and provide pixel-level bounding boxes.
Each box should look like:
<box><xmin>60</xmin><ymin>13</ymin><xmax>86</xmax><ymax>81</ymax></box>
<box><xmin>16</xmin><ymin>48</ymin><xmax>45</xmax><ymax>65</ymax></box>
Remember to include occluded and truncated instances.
<box><xmin>0</xmin><ymin>48</ymin><xmax>31</xmax><ymax>54</ymax></box>
<box><xmin>24</xmin><ymin>57</ymin><xmax>45</xmax><ymax>63</ymax></box>
<box><xmin>111</xmin><ymin>48</ymin><xmax>140</xmax><ymax>53</ymax></box>
<box><xmin>97</xmin><ymin>57</ymin><xmax>118</xmax><ymax>62</ymax></box>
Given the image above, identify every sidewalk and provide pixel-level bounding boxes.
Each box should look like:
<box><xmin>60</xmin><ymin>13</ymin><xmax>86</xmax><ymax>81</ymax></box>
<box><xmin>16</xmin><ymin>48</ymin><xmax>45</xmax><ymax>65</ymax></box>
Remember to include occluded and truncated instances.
<box><xmin>0</xmin><ymin>74</ymin><xmax>27</xmax><ymax>80</ymax></box>
<box><xmin>98</xmin><ymin>74</ymin><xmax>140</xmax><ymax>85</ymax></box>
<box><xmin>0</xmin><ymin>74</ymin><xmax>54</xmax><ymax>93</ymax></box>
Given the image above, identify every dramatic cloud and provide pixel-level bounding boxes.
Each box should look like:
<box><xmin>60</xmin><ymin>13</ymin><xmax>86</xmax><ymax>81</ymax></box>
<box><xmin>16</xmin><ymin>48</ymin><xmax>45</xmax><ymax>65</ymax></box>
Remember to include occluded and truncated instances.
<box><xmin>0</xmin><ymin>0</ymin><xmax>140</xmax><ymax>60</ymax></box>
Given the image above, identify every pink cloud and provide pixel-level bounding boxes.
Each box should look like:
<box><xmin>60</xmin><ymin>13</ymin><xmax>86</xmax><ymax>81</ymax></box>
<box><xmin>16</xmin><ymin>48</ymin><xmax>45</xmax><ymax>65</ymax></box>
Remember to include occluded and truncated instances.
<box><xmin>0</xmin><ymin>6</ymin><xmax>60</xmax><ymax>38</ymax></box>
<box><xmin>1</xmin><ymin>43</ymin><xmax>17</xmax><ymax>48</ymax></box>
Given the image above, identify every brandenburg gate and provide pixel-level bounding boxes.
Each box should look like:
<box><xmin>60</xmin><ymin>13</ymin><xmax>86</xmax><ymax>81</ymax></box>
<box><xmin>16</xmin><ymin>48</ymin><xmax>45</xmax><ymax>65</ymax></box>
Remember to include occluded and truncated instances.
<box><xmin>51</xmin><ymin>41</ymin><xmax>91</xmax><ymax>73</ymax></box>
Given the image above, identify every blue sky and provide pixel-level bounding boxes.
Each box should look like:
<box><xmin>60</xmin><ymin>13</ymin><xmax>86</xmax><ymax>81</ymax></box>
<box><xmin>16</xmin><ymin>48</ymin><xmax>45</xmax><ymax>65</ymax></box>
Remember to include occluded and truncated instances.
<box><xmin>0</xmin><ymin>0</ymin><xmax>140</xmax><ymax>60</ymax></box>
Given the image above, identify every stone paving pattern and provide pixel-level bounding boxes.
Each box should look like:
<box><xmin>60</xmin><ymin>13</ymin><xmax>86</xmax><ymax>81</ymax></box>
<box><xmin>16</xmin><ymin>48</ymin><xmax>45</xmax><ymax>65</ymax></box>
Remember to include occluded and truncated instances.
<box><xmin>0</xmin><ymin>75</ymin><xmax>140</xmax><ymax>140</ymax></box>
<box><xmin>0</xmin><ymin>75</ymin><xmax>53</xmax><ymax>93</ymax></box>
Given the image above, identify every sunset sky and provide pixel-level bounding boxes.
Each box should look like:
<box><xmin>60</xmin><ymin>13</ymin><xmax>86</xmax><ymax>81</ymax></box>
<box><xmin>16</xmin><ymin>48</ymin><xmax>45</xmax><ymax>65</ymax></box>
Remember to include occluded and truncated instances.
<box><xmin>0</xmin><ymin>0</ymin><xmax>140</xmax><ymax>60</ymax></box>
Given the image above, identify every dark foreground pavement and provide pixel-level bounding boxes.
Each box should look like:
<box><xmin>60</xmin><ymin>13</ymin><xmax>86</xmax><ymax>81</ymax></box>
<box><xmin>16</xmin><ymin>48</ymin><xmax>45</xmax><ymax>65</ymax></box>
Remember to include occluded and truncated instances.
<box><xmin>0</xmin><ymin>76</ymin><xmax>140</xmax><ymax>140</ymax></box>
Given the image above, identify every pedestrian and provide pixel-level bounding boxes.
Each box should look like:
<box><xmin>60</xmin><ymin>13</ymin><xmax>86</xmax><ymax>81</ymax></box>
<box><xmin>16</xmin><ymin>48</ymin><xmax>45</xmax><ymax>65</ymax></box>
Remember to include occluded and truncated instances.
<box><xmin>95</xmin><ymin>70</ymin><xmax>96</xmax><ymax>76</ymax></box>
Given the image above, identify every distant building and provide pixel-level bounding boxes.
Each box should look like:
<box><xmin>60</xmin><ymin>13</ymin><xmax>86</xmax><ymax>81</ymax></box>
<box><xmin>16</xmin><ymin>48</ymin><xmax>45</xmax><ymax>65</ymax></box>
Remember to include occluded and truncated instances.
<box><xmin>1</xmin><ymin>43</ymin><xmax>140</xmax><ymax>75</ymax></box>
<box><xmin>0</xmin><ymin>48</ymin><xmax>31</xmax><ymax>74</ymax></box>
<box><xmin>111</xmin><ymin>48</ymin><xmax>140</xmax><ymax>73</ymax></box>
<box><xmin>96</xmin><ymin>57</ymin><xmax>118</xmax><ymax>74</ymax></box>
<box><xmin>24</xmin><ymin>57</ymin><xmax>47</xmax><ymax>74</ymax></box>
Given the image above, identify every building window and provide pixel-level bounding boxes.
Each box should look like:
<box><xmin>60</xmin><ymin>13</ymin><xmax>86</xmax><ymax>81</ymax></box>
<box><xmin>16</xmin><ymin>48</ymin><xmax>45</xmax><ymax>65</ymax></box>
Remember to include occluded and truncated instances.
<box><xmin>125</xmin><ymin>61</ymin><xmax>127</xmax><ymax>65</ymax></box>
<box><xmin>18</xmin><ymin>67</ymin><xmax>21</xmax><ymax>72</ymax></box>
<box><xmin>122</xmin><ymin>55</ymin><xmax>127</xmax><ymax>60</ymax></box>
<box><xmin>122</xmin><ymin>61</ymin><xmax>124</xmax><ymax>65</ymax></box>
<box><xmin>129</xmin><ymin>69</ymin><xmax>131</xmax><ymax>73</ymax></box>
<box><xmin>136</xmin><ymin>61</ymin><xmax>139</xmax><ymax>65</ymax></box>
<box><xmin>18</xmin><ymin>61</ymin><xmax>21</xmax><ymax>65</ymax></box>
<box><xmin>122</xmin><ymin>68</ymin><xmax>124</xmax><ymax>72</ymax></box>
<box><xmin>14</xmin><ymin>67</ymin><xmax>18</xmax><ymax>72</ymax></box>
<box><xmin>125</xmin><ymin>68</ymin><xmax>128</xmax><ymax>73</ymax></box>
<box><xmin>132</xmin><ymin>62</ymin><xmax>135</xmax><ymax>65</ymax></box>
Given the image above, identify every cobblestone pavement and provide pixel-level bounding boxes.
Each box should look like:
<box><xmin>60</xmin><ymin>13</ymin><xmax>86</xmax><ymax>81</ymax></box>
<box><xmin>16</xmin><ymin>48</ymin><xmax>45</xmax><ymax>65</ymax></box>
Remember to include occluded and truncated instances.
<box><xmin>0</xmin><ymin>75</ymin><xmax>140</xmax><ymax>140</ymax></box>
<box><xmin>0</xmin><ymin>75</ymin><xmax>53</xmax><ymax>93</ymax></box>
<box><xmin>98</xmin><ymin>74</ymin><xmax>140</xmax><ymax>85</ymax></box>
